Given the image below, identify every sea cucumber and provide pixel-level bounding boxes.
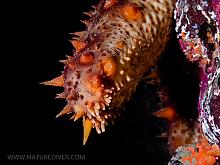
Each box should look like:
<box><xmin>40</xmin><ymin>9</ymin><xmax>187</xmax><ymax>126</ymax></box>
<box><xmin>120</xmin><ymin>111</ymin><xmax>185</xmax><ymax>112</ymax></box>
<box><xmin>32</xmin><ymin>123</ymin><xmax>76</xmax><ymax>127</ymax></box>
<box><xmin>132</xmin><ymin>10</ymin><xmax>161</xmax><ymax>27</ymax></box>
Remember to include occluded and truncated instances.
<box><xmin>42</xmin><ymin>0</ymin><xmax>175</xmax><ymax>144</ymax></box>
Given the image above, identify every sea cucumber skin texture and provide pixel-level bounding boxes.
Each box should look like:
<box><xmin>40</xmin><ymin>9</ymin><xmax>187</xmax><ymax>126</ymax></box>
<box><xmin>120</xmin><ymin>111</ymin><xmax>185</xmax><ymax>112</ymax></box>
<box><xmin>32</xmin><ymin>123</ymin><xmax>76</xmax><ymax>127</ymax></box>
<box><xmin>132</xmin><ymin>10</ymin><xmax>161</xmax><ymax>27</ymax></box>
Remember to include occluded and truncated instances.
<box><xmin>62</xmin><ymin>0</ymin><xmax>174</xmax><ymax>136</ymax></box>
<box><xmin>44</xmin><ymin>0</ymin><xmax>175</xmax><ymax>143</ymax></box>
<box><xmin>174</xmin><ymin>0</ymin><xmax>220</xmax><ymax>145</ymax></box>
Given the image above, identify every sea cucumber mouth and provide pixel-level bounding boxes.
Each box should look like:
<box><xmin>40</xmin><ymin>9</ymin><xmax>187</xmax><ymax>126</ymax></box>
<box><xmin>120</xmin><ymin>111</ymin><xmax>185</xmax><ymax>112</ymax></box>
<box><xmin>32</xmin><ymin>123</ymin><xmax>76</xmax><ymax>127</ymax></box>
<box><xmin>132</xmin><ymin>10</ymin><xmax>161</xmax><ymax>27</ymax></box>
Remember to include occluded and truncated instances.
<box><xmin>42</xmin><ymin>48</ymin><xmax>120</xmax><ymax>144</ymax></box>
<box><xmin>61</xmin><ymin>49</ymin><xmax>119</xmax><ymax>135</ymax></box>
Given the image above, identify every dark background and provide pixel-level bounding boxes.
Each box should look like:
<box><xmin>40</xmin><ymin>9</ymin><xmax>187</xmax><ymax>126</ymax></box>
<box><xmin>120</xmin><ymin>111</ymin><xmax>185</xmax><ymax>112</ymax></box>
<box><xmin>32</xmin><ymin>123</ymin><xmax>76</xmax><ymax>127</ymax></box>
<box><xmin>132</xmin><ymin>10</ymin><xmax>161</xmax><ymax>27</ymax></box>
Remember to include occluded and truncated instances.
<box><xmin>1</xmin><ymin>0</ymin><xmax>200</xmax><ymax>164</ymax></box>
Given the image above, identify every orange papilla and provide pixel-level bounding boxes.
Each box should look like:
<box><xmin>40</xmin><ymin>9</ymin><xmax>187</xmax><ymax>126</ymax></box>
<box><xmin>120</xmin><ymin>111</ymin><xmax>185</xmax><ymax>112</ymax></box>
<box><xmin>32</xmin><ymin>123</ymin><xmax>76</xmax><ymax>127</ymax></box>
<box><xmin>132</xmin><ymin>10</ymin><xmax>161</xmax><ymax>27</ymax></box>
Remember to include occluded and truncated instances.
<box><xmin>104</xmin><ymin>0</ymin><xmax>117</xmax><ymax>10</ymax></box>
<box><xmin>116</xmin><ymin>40</ymin><xmax>125</xmax><ymax>49</ymax></box>
<box><xmin>72</xmin><ymin>40</ymin><xmax>86</xmax><ymax>52</ymax></box>
<box><xmin>154</xmin><ymin>107</ymin><xmax>177</xmax><ymax>121</ymax></box>
<box><xmin>121</xmin><ymin>4</ymin><xmax>142</xmax><ymax>21</ymax></box>
<box><xmin>42</xmin><ymin>74</ymin><xmax>64</xmax><ymax>87</ymax></box>
<box><xmin>89</xmin><ymin>75</ymin><xmax>102</xmax><ymax>89</ymax></box>
<box><xmin>103</xmin><ymin>58</ymin><xmax>116</xmax><ymax>77</ymax></box>
<box><xmin>80</xmin><ymin>52</ymin><xmax>94</xmax><ymax>65</ymax></box>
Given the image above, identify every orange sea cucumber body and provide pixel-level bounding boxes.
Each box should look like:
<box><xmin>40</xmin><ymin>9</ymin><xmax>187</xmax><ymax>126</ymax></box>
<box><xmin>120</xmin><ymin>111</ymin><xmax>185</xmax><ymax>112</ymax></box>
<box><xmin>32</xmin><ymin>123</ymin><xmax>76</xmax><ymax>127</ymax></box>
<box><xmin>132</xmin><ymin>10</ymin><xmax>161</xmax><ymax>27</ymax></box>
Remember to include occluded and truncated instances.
<box><xmin>43</xmin><ymin>0</ymin><xmax>175</xmax><ymax>144</ymax></box>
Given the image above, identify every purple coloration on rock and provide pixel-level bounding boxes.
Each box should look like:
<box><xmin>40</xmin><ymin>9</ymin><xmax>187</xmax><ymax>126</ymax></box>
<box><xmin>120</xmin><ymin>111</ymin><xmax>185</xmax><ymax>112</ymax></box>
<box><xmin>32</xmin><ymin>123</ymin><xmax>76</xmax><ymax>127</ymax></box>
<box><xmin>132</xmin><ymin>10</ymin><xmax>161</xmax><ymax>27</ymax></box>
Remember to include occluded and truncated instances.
<box><xmin>199</xmin><ymin>63</ymin><xmax>220</xmax><ymax>145</ymax></box>
<box><xmin>174</xmin><ymin>0</ymin><xmax>220</xmax><ymax>145</ymax></box>
<box><xmin>211</xmin><ymin>0</ymin><xmax>220</xmax><ymax>24</ymax></box>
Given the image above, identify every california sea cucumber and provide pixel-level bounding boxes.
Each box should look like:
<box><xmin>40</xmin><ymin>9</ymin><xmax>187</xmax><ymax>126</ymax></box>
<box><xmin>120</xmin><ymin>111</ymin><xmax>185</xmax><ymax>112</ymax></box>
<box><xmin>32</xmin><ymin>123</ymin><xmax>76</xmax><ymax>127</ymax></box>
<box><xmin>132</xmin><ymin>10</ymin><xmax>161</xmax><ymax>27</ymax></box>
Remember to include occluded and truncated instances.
<box><xmin>42</xmin><ymin>0</ymin><xmax>220</xmax><ymax>164</ymax></box>
<box><xmin>42</xmin><ymin>0</ymin><xmax>175</xmax><ymax>144</ymax></box>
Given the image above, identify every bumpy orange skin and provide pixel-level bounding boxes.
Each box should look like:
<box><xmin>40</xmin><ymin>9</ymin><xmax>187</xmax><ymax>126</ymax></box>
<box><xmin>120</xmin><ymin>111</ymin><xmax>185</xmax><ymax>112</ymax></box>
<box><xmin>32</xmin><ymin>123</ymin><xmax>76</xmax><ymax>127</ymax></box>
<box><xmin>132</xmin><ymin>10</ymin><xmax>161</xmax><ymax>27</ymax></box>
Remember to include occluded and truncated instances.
<box><xmin>44</xmin><ymin>0</ymin><xmax>175</xmax><ymax>144</ymax></box>
<box><xmin>121</xmin><ymin>4</ymin><xmax>142</xmax><ymax>21</ymax></box>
